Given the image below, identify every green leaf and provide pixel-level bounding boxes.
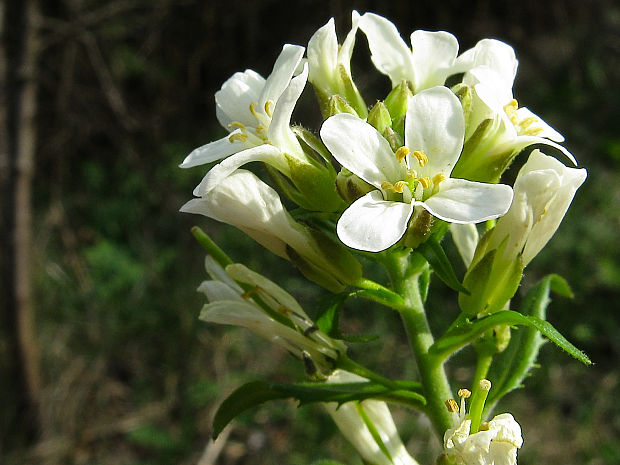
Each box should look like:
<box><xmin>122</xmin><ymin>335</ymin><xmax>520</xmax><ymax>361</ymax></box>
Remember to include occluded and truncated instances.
<box><xmin>417</xmin><ymin>236</ymin><xmax>469</xmax><ymax>294</ymax></box>
<box><xmin>212</xmin><ymin>380</ymin><xmax>426</xmax><ymax>439</ymax></box>
<box><xmin>485</xmin><ymin>275</ymin><xmax>578</xmax><ymax>410</ymax></box>
<box><xmin>430</xmin><ymin>308</ymin><xmax>590</xmax><ymax>365</ymax></box>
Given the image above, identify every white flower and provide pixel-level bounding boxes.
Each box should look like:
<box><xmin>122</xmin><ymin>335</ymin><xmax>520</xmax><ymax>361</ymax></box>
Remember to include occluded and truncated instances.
<box><xmin>307</xmin><ymin>12</ymin><xmax>363</xmax><ymax>105</ymax></box>
<box><xmin>320</xmin><ymin>86</ymin><xmax>513</xmax><ymax>252</ymax></box>
<box><xmin>324</xmin><ymin>370</ymin><xmax>419</xmax><ymax>465</ymax></box>
<box><xmin>181</xmin><ymin>169</ymin><xmax>360</xmax><ymax>291</ymax></box>
<box><xmin>358</xmin><ymin>13</ymin><xmax>516</xmax><ymax>94</ymax></box>
<box><xmin>180</xmin><ymin>44</ymin><xmax>306</xmax><ymax>170</ymax></box>
<box><xmin>462</xmin><ymin>66</ymin><xmax>576</xmax><ymax>166</ymax></box>
<box><xmin>484</xmin><ymin>149</ymin><xmax>587</xmax><ymax>266</ymax></box>
<box><xmin>198</xmin><ymin>256</ymin><xmax>345</xmax><ymax>374</ymax></box>
<box><xmin>443</xmin><ymin>414</ymin><xmax>523</xmax><ymax>465</ymax></box>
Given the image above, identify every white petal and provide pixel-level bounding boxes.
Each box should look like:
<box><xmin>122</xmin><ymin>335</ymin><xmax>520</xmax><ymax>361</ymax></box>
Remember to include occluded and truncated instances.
<box><xmin>450</xmin><ymin>223</ymin><xmax>479</xmax><ymax>267</ymax></box>
<box><xmin>197</xmin><ymin>280</ymin><xmax>243</xmax><ymax>302</ymax></box>
<box><xmin>337</xmin><ymin>191</ymin><xmax>414</xmax><ymax>252</ymax></box>
<box><xmin>321</xmin><ymin>113</ymin><xmax>403</xmax><ymax>188</ymax></box>
<box><xmin>454</xmin><ymin>39</ymin><xmax>518</xmax><ymax>88</ymax></box>
<box><xmin>515</xmin><ymin>107</ymin><xmax>565</xmax><ymax>142</ymax></box>
<box><xmin>405</xmin><ymin>86</ymin><xmax>464</xmax><ymax>177</ymax></box>
<box><xmin>340</xmin><ymin>11</ymin><xmax>361</xmax><ymax>74</ymax></box>
<box><xmin>193</xmin><ymin>144</ymin><xmax>284</xmax><ymax>195</ymax></box>
<box><xmin>204</xmin><ymin>255</ymin><xmax>241</xmax><ymax>290</ymax></box>
<box><xmin>358</xmin><ymin>13</ymin><xmax>415</xmax><ymax>87</ymax></box>
<box><xmin>225</xmin><ymin>263</ymin><xmax>308</xmax><ymax>320</ymax></box>
<box><xmin>514</xmin><ymin>135</ymin><xmax>577</xmax><ymax>165</ymax></box>
<box><xmin>420</xmin><ymin>178</ymin><xmax>513</xmax><ymax>224</ymax></box>
<box><xmin>268</xmin><ymin>63</ymin><xmax>307</xmax><ymax>157</ymax></box>
<box><xmin>179</xmin><ymin>132</ymin><xmax>245</xmax><ymax>168</ymax></box>
<box><xmin>409</xmin><ymin>30</ymin><xmax>458</xmax><ymax>91</ymax></box>
<box><xmin>307</xmin><ymin>18</ymin><xmax>339</xmax><ymax>87</ymax></box>
<box><xmin>259</xmin><ymin>44</ymin><xmax>305</xmax><ymax>108</ymax></box>
<box><xmin>215</xmin><ymin>70</ymin><xmax>265</xmax><ymax>128</ymax></box>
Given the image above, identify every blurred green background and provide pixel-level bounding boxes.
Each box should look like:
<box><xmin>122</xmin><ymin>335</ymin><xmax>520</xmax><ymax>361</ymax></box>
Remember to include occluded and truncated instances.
<box><xmin>1</xmin><ymin>0</ymin><xmax>619</xmax><ymax>464</ymax></box>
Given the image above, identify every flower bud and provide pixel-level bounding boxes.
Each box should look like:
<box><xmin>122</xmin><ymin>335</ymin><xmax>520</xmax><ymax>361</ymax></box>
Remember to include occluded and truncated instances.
<box><xmin>459</xmin><ymin>149</ymin><xmax>586</xmax><ymax>316</ymax></box>
<box><xmin>367</xmin><ymin>101</ymin><xmax>393</xmax><ymax>134</ymax></box>
<box><xmin>327</xmin><ymin>94</ymin><xmax>359</xmax><ymax>117</ymax></box>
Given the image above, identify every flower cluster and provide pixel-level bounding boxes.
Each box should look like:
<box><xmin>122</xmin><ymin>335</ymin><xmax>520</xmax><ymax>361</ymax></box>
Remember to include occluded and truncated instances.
<box><xmin>181</xmin><ymin>10</ymin><xmax>587</xmax><ymax>465</ymax></box>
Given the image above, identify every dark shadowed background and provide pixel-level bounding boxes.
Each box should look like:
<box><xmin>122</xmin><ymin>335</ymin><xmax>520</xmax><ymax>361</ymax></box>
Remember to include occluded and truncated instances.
<box><xmin>2</xmin><ymin>0</ymin><xmax>619</xmax><ymax>463</ymax></box>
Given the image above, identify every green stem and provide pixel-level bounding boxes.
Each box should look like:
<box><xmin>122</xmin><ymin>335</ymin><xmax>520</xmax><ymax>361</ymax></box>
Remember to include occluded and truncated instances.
<box><xmin>472</xmin><ymin>352</ymin><xmax>493</xmax><ymax>394</ymax></box>
<box><xmin>191</xmin><ymin>226</ymin><xmax>233</xmax><ymax>267</ymax></box>
<box><xmin>338</xmin><ymin>356</ymin><xmax>402</xmax><ymax>391</ymax></box>
<box><xmin>385</xmin><ymin>251</ymin><xmax>454</xmax><ymax>438</ymax></box>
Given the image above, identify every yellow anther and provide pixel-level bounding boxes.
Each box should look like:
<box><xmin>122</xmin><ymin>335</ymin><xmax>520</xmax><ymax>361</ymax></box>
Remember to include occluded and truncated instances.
<box><xmin>412</xmin><ymin>150</ymin><xmax>429</xmax><ymax>167</ymax></box>
<box><xmin>277</xmin><ymin>305</ymin><xmax>292</xmax><ymax>316</ymax></box>
<box><xmin>255</xmin><ymin>124</ymin><xmax>267</xmax><ymax>137</ymax></box>
<box><xmin>227</xmin><ymin>121</ymin><xmax>246</xmax><ymax>130</ymax></box>
<box><xmin>395</xmin><ymin>146</ymin><xmax>410</xmax><ymax>163</ymax></box>
<box><xmin>419</xmin><ymin>177</ymin><xmax>431</xmax><ymax>189</ymax></box>
<box><xmin>445</xmin><ymin>399</ymin><xmax>459</xmax><ymax>413</ymax></box>
<box><xmin>479</xmin><ymin>379</ymin><xmax>492</xmax><ymax>391</ymax></box>
<box><xmin>519</xmin><ymin>116</ymin><xmax>538</xmax><ymax>130</ymax></box>
<box><xmin>264</xmin><ymin>100</ymin><xmax>275</xmax><ymax>117</ymax></box>
<box><xmin>393</xmin><ymin>181</ymin><xmax>408</xmax><ymax>193</ymax></box>
<box><xmin>249</xmin><ymin>101</ymin><xmax>260</xmax><ymax>119</ymax></box>
<box><xmin>433</xmin><ymin>173</ymin><xmax>447</xmax><ymax>186</ymax></box>
<box><xmin>381</xmin><ymin>181</ymin><xmax>394</xmax><ymax>191</ymax></box>
<box><xmin>228</xmin><ymin>133</ymin><xmax>248</xmax><ymax>143</ymax></box>
<box><xmin>458</xmin><ymin>388</ymin><xmax>472</xmax><ymax>399</ymax></box>
<box><xmin>526</xmin><ymin>127</ymin><xmax>543</xmax><ymax>136</ymax></box>
<box><xmin>504</xmin><ymin>99</ymin><xmax>519</xmax><ymax>124</ymax></box>
<box><xmin>479</xmin><ymin>422</ymin><xmax>490</xmax><ymax>431</ymax></box>
<box><xmin>241</xmin><ymin>286</ymin><xmax>261</xmax><ymax>299</ymax></box>
<box><xmin>406</xmin><ymin>169</ymin><xmax>418</xmax><ymax>180</ymax></box>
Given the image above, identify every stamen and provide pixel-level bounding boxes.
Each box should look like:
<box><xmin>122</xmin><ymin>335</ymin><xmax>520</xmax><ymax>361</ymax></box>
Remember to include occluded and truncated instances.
<box><xmin>249</xmin><ymin>101</ymin><xmax>261</xmax><ymax>119</ymax></box>
<box><xmin>255</xmin><ymin>124</ymin><xmax>267</xmax><ymax>137</ymax></box>
<box><xmin>406</xmin><ymin>169</ymin><xmax>418</xmax><ymax>180</ymax></box>
<box><xmin>479</xmin><ymin>379</ymin><xmax>492</xmax><ymax>392</ymax></box>
<box><xmin>412</xmin><ymin>150</ymin><xmax>429</xmax><ymax>167</ymax></box>
<box><xmin>264</xmin><ymin>100</ymin><xmax>275</xmax><ymax>117</ymax></box>
<box><xmin>381</xmin><ymin>181</ymin><xmax>394</xmax><ymax>191</ymax></box>
<box><xmin>277</xmin><ymin>305</ymin><xmax>292</xmax><ymax>316</ymax></box>
<box><xmin>458</xmin><ymin>388</ymin><xmax>471</xmax><ymax>399</ymax></box>
<box><xmin>504</xmin><ymin>99</ymin><xmax>519</xmax><ymax>124</ymax></box>
<box><xmin>433</xmin><ymin>173</ymin><xmax>447</xmax><ymax>186</ymax></box>
<box><xmin>445</xmin><ymin>399</ymin><xmax>459</xmax><ymax>413</ymax></box>
<box><xmin>393</xmin><ymin>181</ymin><xmax>408</xmax><ymax>193</ymax></box>
<box><xmin>227</xmin><ymin>121</ymin><xmax>246</xmax><ymax>130</ymax></box>
<box><xmin>419</xmin><ymin>177</ymin><xmax>431</xmax><ymax>189</ymax></box>
<box><xmin>395</xmin><ymin>146</ymin><xmax>410</xmax><ymax>163</ymax></box>
<box><xmin>241</xmin><ymin>286</ymin><xmax>261</xmax><ymax>299</ymax></box>
<box><xmin>229</xmin><ymin>133</ymin><xmax>248</xmax><ymax>143</ymax></box>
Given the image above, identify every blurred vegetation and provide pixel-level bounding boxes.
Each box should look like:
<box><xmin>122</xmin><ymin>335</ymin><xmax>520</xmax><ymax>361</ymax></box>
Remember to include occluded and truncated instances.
<box><xmin>1</xmin><ymin>0</ymin><xmax>619</xmax><ymax>464</ymax></box>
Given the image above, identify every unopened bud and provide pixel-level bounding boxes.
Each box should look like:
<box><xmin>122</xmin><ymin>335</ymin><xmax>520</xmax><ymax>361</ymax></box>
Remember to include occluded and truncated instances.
<box><xmin>367</xmin><ymin>101</ymin><xmax>392</xmax><ymax>134</ymax></box>
<box><xmin>336</xmin><ymin>167</ymin><xmax>375</xmax><ymax>203</ymax></box>
<box><xmin>328</xmin><ymin>95</ymin><xmax>359</xmax><ymax>117</ymax></box>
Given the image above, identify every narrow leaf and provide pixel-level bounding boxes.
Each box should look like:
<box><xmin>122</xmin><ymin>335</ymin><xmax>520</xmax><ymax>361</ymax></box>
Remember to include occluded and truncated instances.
<box><xmin>212</xmin><ymin>380</ymin><xmax>426</xmax><ymax>438</ymax></box>
<box><xmin>486</xmin><ymin>274</ymin><xmax>575</xmax><ymax>410</ymax></box>
<box><xmin>430</xmin><ymin>309</ymin><xmax>590</xmax><ymax>365</ymax></box>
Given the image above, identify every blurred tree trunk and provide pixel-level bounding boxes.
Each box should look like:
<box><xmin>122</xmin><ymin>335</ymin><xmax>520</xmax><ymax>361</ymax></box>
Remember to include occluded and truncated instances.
<box><xmin>0</xmin><ymin>0</ymin><xmax>42</xmax><ymax>445</ymax></box>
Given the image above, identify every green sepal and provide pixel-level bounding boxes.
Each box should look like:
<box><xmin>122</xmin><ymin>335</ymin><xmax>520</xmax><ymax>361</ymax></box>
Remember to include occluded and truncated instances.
<box><xmin>484</xmin><ymin>274</ymin><xmax>579</xmax><ymax>412</ymax></box>
<box><xmin>417</xmin><ymin>236</ymin><xmax>469</xmax><ymax>294</ymax></box>
<box><xmin>315</xmin><ymin>293</ymin><xmax>379</xmax><ymax>343</ymax></box>
<box><xmin>212</xmin><ymin>380</ymin><xmax>426</xmax><ymax>439</ymax></box>
<box><xmin>287</xmin><ymin>226</ymin><xmax>362</xmax><ymax>293</ymax></box>
<box><xmin>384</xmin><ymin>81</ymin><xmax>412</xmax><ymax>124</ymax></box>
<box><xmin>458</xmin><ymin>236</ymin><xmax>524</xmax><ymax>317</ymax></box>
<box><xmin>285</xmin><ymin>153</ymin><xmax>345</xmax><ymax>213</ymax></box>
<box><xmin>328</xmin><ymin>94</ymin><xmax>358</xmax><ymax>117</ymax></box>
<box><xmin>293</xmin><ymin>125</ymin><xmax>336</xmax><ymax>170</ymax></box>
<box><xmin>429</xmin><ymin>309</ymin><xmax>591</xmax><ymax>365</ymax></box>
<box><xmin>339</xmin><ymin>64</ymin><xmax>368</xmax><ymax>118</ymax></box>
<box><xmin>367</xmin><ymin>101</ymin><xmax>392</xmax><ymax>134</ymax></box>
<box><xmin>452</xmin><ymin>83</ymin><xmax>472</xmax><ymax>126</ymax></box>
